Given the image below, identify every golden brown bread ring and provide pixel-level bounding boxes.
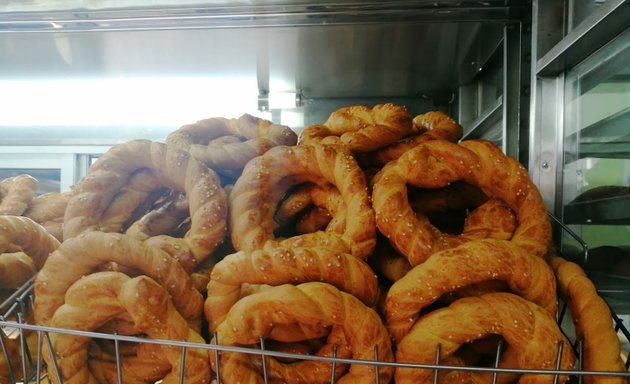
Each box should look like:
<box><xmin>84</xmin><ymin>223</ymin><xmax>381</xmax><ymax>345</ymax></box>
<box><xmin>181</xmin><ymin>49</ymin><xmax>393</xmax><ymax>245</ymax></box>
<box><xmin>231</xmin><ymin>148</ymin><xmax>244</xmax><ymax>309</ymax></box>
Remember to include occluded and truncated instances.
<box><xmin>166</xmin><ymin>113</ymin><xmax>297</xmax><ymax>175</ymax></box>
<box><xmin>213</xmin><ymin>282</ymin><xmax>393</xmax><ymax>384</ymax></box>
<box><xmin>368</xmin><ymin>236</ymin><xmax>412</xmax><ymax>282</ymax></box>
<box><xmin>34</xmin><ymin>231</ymin><xmax>202</xmax><ymax>327</ymax></box>
<box><xmin>0</xmin><ymin>216</ymin><xmax>62</xmax><ymax>267</ymax></box>
<box><xmin>395</xmin><ymin>292</ymin><xmax>575</xmax><ymax>384</ymax></box>
<box><xmin>24</xmin><ymin>189</ymin><xmax>74</xmax><ymax>223</ymax></box>
<box><xmin>46</xmin><ymin>272</ymin><xmax>210</xmax><ymax>384</ymax></box>
<box><xmin>372</xmin><ymin>139</ymin><xmax>551</xmax><ymax>266</ymax></box>
<box><xmin>299</xmin><ymin>103</ymin><xmax>414</xmax><ymax>153</ymax></box>
<box><xmin>204</xmin><ymin>243</ymin><xmax>379</xmax><ymax>332</ymax></box>
<box><xmin>88</xmin><ymin>342</ymin><xmax>172</xmax><ymax>384</ymax></box>
<box><xmin>0</xmin><ymin>175</ymin><xmax>38</xmax><ymax>216</ymax></box>
<box><xmin>0</xmin><ymin>252</ymin><xmax>36</xmax><ymax>289</ymax></box>
<box><xmin>359</xmin><ymin>110</ymin><xmax>464</xmax><ymax>167</ymax></box>
<box><xmin>24</xmin><ymin>189</ymin><xmax>76</xmax><ymax>241</ymax></box>
<box><xmin>97</xmin><ymin>169</ymin><xmax>165</xmax><ymax>234</ymax></box>
<box><xmin>275</xmin><ymin>183</ymin><xmax>347</xmax><ymax>235</ymax></box>
<box><xmin>230</xmin><ymin>142</ymin><xmax>375</xmax><ymax>259</ymax></box>
<box><xmin>63</xmin><ymin>139</ymin><xmax>228</xmax><ymax>272</ymax></box>
<box><xmin>125</xmin><ymin>191</ymin><xmax>189</xmax><ymax>240</ymax></box>
<box><xmin>385</xmin><ymin>239</ymin><xmax>558</xmax><ymax>343</ymax></box>
<box><xmin>550</xmin><ymin>256</ymin><xmax>626</xmax><ymax>383</ymax></box>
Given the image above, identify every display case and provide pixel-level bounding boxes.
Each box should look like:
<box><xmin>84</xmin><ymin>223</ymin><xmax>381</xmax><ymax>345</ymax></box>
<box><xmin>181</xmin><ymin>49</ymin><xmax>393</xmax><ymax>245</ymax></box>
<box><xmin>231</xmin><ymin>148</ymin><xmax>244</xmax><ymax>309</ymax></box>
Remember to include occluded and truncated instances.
<box><xmin>1</xmin><ymin>1</ymin><xmax>630</xmax><ymax>383</ymax></box>
<box><xmin>529</xmin><ymin>0</ymin><xmax>630</xmax><ymax>315</ymax></box>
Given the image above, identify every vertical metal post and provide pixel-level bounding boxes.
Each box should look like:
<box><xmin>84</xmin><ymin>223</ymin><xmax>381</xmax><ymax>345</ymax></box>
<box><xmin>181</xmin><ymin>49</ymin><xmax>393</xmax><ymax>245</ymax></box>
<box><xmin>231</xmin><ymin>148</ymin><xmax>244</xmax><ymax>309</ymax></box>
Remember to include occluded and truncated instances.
<box><xmin>0</xmin><ymin>324</ymin><xmax>17</xmax><ymax>384</ymax></box>
<box><xmin>491</xmin><ymin>340</ymin><xmax>504</xmax><ymax>384</ymax></box>
<box><xmin>503</xmin><ymin>21</ymin><xmax>522</xmax><ymax>160</ymax></box>
<box><xmin>552</xmin><ymin>341</ymin><xmax>565</xmax><ymax>384</ymax></box>
<box><xmin>114</xmin><ymin>334</ymin><xmax>123</xmax><ymax>384</ymax></box>
<box><xmin>43</xmin><ymin>331</ymin><xmax>63</xmax><ymax>384</ymax></box>
<box><xmin>330</xmin><ymin>344</ymin><xmax>337</xmax><ymax>384</ymax></box>
<box><xmin>259</xmin><ymin>337</ymin><xmax>269</xmax><ymax>384</ymax></box>
<box><xmin>373</xmin><ymin>344</ymin><xmax>380</xmax><ymax>384</ymax></box>
<box><xmin>179</xmin><ymin>345</ymin><xmax>187</xmax><ymax>384</ymax></box>
<box><xmin>213</xmin><ymin>333</ymin><xmax>221</xmax><ymax>384</ymax></box>
<box><xmin>433</xmin><ymin>344</ymin><xmax>441</xmax><ymax>384</ymax></box>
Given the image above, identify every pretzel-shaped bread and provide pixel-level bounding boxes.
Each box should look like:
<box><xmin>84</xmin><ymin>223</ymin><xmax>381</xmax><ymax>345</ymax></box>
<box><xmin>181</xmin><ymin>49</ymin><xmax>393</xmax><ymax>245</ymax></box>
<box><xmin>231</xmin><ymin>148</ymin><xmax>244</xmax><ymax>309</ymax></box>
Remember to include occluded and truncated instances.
<box><xmin>63</xmin><ymin>139</ymin><xmax>227</xmax><ymax>272</ymax></box>
<box><xmin>0</xmin><ymin>175</ymin><xmax>38</xmax><ymax>215</ymax></box>
<box><xmin>360</xmin><ymin>110</ymin><xmax>463</xmax><ymax>167</ymax></box>
<box><xmin>34</xmin><ymin>231</ymin><xmax>202</xmax><ymax>327</ymax></box>
<box><xmin>395</xmin><ymin>292</ymin><xmax>575</xmax><ymax>384</ymax></box>
<box><xmin>0</xmin><ymin>216</ymin><xmax>60</xmax><ymax>288</ymax></box>
<box><xmin>96</xmin><ymin>168</ymin><xmax>165</xmax><ymax>234</ymax></box>
<box><xmin>46</xmin><ymin>272</ymin><xmax>210</xmax><ymax>384</ymax></box>
<box><xmin>275</xmin><ymin>183</ymin><xmax>346</xmax><ymax>236</ymax></box>
<box><xmin>24</xmin><ymin>189</ymin><xmax>76</xmax><ymax>241</ymax></box>
<box><xmin>166</xmin><ymin>114</ymin><xmax>297</xmax><ymax>176</ymax></box>
<box><xmin>230</xmin><ymin>142</ymin><xmax>376</xmax><ymax>258</ymax></box>
<box><xmin>550</xmin><ymin>256</ymin><xmax>626</xmax><ymax>383</ymax></box>
<box><xmin>204</xmin><ymin>243</ymin><xmax>379</xmax><ymax>331</ymax></box>
<box><xmin>385</xmin><ymin>239</ymin><xmax>558</xmax><ymax>343</ymax></box>
<box><xmin>299</xmin><ymin>103</ymin><xmax>414</xmax><ymax>153</ymax></box>
<box><xmin>372</xmin><ymin>139</ymin><xmax>551</xmax><ymax>266</ymax></box>
<box><xmin>213</xmin><ymin>282</ymin><xmax>393</xmax><ymax>384</ymax></box>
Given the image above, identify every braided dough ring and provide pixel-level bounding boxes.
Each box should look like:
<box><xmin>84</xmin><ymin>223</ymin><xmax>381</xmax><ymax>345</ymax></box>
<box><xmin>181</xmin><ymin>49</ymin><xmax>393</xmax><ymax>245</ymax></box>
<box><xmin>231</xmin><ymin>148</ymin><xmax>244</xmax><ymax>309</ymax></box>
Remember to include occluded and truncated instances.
<box><xmin>47</xmin><ymin>272</ymin><xmax>210</xmax><ymax>384</ymax></box>
<box><xmin>230</xmin><ymin>142</ymin><xmax>376</xmax><ymax>258</ymax></box>
<box><xmin>372</xmin><ymin>139</ymin><xmax>551</xmax><ymax>266</ymax></box>
<box><xmin>275</xmin><ymin>183</ymin><xmax>347</xmax><ymax>235</ymax></box>
<box><xmin>360</xmin><ymin>110</ymin><xmax>464</xmax><ymax>167</ymax></box>
<box><xmin>63</xmin><ymin>139</ymin><xmax>227</xmax><ymax>272</ymax></box>
<box><xmin>299</xmin><ymin>103</ymin><xmax>413</xmax><ymax>153</ymax></box>
<box><xmin>204</xmin><ymin>243</ymin><xmax>379</xmax><ymax>331</ymax></box>
<box><xmin>87</xmin><ymin>343</ymin><xmax>172</xmax><ymax>384</ymax></box>
<box><xmin>24</xmin><ymin>189</ymin><xmax>76</xmax><ymax>241</ymax></box>
<box><xmin>166</xmin><ymin>114</ymin><xmax>297</xmax><ymax>176</ymax></box>
<box><xmin>395</xmin><ymin>292</ymin><xmax>575</xmax><ymax>384</ymax></box>
<box><xmin>34</xmin><ymin>231</ymin><xmax>202</xmax><ymax>327</ymax></box>
<box><xmin>0</xmin><ymin>216</ymin><xmax>60</xmax><ymax>288</ymax></box>
<box><xmin>214</xmin><ymin>282</ymin><xmax>393</xmax><ymax>384</ymax></box>
<box><xmin>0</xmin><ymin>175</ymin><xmax>38</xmax><ymax>215</ymax></box>
<box><xmin>550</xmin><ymin>256</ymin><xmax>626</xmax><ymax>383</ymax></box>
<box><xmin>385</xmin><ymin>239</ymin><xmax>558</xmax><ymax>343</ymax></box>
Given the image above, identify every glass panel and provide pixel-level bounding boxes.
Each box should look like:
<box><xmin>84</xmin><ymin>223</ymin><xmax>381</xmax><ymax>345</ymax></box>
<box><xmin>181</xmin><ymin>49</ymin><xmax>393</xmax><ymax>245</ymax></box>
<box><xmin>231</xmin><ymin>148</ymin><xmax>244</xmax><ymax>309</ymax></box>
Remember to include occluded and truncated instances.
<box><xmin>562</xmin><ymin>26</ymin><xmax>630</xmax><ymax>311</ymax></box>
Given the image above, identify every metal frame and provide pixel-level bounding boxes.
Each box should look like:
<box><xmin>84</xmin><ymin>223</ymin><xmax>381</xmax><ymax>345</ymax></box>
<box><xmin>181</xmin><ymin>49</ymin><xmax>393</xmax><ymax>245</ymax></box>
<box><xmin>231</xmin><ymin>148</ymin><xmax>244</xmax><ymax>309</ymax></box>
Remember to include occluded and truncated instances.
<box><xmin>0</xmin><ymin>1</ymin><xmax>529</xmax><ymax>32</ymax></box>
<box><xmin>1</xmin><ymin>294</ymin><xmax>629</xmax><ymax>384</ymax></box>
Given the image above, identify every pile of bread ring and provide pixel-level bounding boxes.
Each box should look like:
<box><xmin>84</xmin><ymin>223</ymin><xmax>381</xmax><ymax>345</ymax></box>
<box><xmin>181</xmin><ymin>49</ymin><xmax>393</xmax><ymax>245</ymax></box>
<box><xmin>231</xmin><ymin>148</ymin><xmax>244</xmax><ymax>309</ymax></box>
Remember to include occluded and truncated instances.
<box><xmin>0</xmin><ymin>106</ymin><xmax>627</xmax><ymax>383</ymax></box>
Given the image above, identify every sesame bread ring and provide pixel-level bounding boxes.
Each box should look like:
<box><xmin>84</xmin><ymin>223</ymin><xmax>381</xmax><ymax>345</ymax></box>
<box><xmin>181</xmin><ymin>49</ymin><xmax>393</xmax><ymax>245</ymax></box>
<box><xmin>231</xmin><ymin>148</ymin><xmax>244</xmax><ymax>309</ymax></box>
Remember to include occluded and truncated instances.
<box><xmin>385</xmin><ymin>239</ymin><xmax>558</xmax><ymax>343</ymax></box>
<box><xmin>34</xmin><ymin>231</ymin><xmax>202</xmax><ymax>327</ymax></box>
<box><xmin>46</xmin><ymin>272</ymin><xmax>210</xmax><ymax>384</ymax></box>
<box><xmin>213</xmin><ymin>282</ymin><xmax>393</xmax><ymax>384</ymax></box>
<box><xmin>550</xmin><ymin>256</ymin><xmax>626</xmax><ymax>383</ymax></box>
<box><xmin>230</xmin><ymin>142</ymin><xmax>375</xmax><ymax>259</ymax></box>
<box><xmin>372</xmin><ymin>139</ymin><xmax>551</xmax><ymax>266</ymax></box>
<box><xmin>360</xmin><ymin>110</ymin><xmax>463</xmax><ymax>167</ymax></box>
<box><xmin>166</xmin><ymin>114</ymin><xmax>297</xmax><ymax>176</ymax></box>
<box><xmin>204</xmin><ymin>243</ymin><xmax>379</xmax><ymax>332</ymax></box>
<box><xmin>0</xmin><ymin>174</ymin><xmax>38</xmax><ymax>215</ymax></box>
<box><xmin>395</xmin><ymin>292</ymin><xmax>575</xmax><ymax>384</ymax></box>
<box><xmin>24</xmin><ymin>190</ymin><xmax>76</xmax><ymax>241</ymax></box>
<box><xmin>0</xmin><ymin>216</ymin><xmax>60</xmax><ymax>288</ymax></box>
<box><xmin>63</xmin><ymin>139</ymin><xmax>227</xmax><ymax>272</ymax></box>
<box><xmin>275</xmin><ymin>183</ymin><xmax>347</xmax><ymax>236</ymax></box>
<box><xmin>299</xmin><ymin>103</ymin><xmax>413</xmax><ymax>153</ymax></box>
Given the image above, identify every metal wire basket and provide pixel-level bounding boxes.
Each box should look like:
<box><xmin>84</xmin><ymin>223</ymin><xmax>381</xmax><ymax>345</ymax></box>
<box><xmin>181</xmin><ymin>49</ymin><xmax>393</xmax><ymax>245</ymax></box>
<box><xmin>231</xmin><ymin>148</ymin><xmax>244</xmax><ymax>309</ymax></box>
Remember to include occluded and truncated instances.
<box><xmin>1</xmin><ymin>218</ymin><xmax>630</xmax><ymax>383</ymax></box>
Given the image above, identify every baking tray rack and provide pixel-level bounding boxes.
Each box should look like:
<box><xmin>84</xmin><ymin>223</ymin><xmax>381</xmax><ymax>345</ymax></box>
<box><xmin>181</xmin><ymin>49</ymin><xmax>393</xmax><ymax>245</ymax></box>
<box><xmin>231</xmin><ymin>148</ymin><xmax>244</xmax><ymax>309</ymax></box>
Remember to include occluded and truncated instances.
<box><xmin>2</xmin><ymin>218</ymin><xmax>630</xmax><ymax>383</ymax></box>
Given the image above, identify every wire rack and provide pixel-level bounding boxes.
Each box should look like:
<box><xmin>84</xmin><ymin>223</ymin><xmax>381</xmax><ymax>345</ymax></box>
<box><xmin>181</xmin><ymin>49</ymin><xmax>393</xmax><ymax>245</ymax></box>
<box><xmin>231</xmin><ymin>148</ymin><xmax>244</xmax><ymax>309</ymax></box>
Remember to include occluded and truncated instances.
<box><xmin>1</xmin><ymin>218</ymin><xmax>630</xmax><ymax>383</ymax></box>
